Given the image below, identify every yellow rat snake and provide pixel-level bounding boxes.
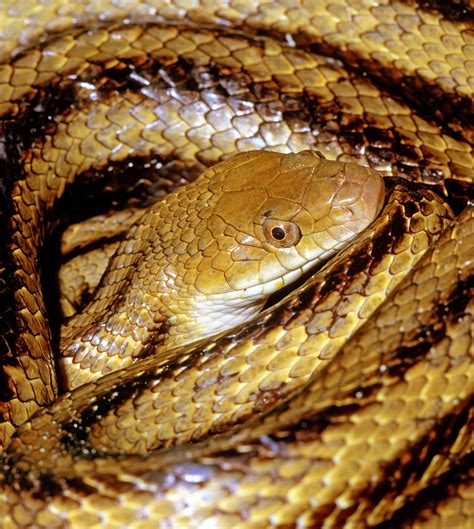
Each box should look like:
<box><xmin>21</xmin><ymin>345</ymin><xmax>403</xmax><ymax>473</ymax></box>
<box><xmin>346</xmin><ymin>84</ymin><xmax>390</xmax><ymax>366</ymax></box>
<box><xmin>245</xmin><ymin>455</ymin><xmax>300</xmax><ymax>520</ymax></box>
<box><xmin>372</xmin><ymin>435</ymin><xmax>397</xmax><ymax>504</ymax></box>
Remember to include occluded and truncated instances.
<box><xmin>0</xmin><ymin>1</ymin><xmax>473</xmax><ymax>528</ymax></box>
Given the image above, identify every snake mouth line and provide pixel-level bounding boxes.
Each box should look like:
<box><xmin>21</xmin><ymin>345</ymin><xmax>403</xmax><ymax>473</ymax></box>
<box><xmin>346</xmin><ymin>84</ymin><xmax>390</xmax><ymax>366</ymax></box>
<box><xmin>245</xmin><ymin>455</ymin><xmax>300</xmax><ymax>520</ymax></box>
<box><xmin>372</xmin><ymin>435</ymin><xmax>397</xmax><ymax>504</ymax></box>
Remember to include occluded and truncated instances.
<box><xmin>262</xmin><ymin>258</ymin><xmax>325</xmax><ymax>312</ymax></box>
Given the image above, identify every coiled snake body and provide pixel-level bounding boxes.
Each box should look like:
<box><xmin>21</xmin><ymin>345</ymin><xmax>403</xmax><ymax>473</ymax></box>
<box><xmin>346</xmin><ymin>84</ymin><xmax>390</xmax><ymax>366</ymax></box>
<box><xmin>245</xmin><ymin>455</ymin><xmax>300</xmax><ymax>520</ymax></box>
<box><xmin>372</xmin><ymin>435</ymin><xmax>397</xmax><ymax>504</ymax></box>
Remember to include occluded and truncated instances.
<box><xmin>0</xmin><ymin>1</ymin><xmax>472</xmax><ymax>528</ymax></box>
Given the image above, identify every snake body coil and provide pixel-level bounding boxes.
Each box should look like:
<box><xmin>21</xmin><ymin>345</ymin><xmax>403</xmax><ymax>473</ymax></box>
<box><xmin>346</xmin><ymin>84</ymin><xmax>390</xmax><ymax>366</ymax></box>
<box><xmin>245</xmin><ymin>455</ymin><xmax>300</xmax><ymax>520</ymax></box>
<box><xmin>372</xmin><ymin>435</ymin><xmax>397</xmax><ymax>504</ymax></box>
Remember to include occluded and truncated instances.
<box><xmin>0</xmin><ymin>1</ymin><xmax>472</xmax><ymax>528</ymax></box>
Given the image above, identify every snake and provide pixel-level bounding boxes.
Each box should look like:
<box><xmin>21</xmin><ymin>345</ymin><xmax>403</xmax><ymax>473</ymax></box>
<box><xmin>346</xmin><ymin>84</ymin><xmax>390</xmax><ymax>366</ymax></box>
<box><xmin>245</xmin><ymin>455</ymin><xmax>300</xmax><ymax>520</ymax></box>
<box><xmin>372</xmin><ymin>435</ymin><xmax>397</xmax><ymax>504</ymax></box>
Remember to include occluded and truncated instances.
<box><xmin>0</xmin><ymin>0</ymin><xmax>473</xmax><ymax>528</ymax></box>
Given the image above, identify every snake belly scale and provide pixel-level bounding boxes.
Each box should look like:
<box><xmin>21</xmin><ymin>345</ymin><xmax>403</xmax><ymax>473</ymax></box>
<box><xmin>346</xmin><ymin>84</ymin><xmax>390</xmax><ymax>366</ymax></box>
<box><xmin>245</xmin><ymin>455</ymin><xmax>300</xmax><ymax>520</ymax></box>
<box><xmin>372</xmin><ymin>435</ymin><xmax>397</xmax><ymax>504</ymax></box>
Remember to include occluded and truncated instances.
<box><xmin>0</xmin><ymin>1</ymin><xmax>472</xmax><ymax>528</ymax></box>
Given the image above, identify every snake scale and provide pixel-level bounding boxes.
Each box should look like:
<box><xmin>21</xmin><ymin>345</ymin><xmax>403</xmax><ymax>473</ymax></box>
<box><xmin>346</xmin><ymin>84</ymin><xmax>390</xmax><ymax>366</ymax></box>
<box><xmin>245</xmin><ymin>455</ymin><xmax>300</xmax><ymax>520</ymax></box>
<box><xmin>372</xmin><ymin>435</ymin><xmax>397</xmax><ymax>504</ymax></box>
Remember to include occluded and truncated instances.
<box><xmin>0</xmin><ymin>1</ymin><xmax>473</xmax><ymax>528</ymax></box>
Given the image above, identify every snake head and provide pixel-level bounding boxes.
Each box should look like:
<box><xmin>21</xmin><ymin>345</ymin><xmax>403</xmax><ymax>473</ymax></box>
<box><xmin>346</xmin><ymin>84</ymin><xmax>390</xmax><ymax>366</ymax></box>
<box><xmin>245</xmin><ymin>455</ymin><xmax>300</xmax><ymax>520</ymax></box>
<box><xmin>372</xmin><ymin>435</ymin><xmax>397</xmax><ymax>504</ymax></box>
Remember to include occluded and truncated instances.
<box><xmin>166</xmin><ymin>150</ymin><xmax>385</xmax><ymax>338</ymax></box>
<box><xmin>193</xmin><ymin>150</ymin><xmax>385</xmax><ymax>292</ymax></box>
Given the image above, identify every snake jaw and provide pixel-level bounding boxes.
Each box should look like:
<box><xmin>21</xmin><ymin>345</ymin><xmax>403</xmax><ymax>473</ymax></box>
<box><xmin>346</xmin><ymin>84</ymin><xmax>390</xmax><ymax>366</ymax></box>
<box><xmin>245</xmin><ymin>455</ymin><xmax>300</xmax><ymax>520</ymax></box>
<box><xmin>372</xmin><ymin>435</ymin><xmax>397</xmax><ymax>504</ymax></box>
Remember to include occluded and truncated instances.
<box><xmin>167</xmin><ymin>258</ymin><xmax>316</xmax><ymax>344</ymax></box>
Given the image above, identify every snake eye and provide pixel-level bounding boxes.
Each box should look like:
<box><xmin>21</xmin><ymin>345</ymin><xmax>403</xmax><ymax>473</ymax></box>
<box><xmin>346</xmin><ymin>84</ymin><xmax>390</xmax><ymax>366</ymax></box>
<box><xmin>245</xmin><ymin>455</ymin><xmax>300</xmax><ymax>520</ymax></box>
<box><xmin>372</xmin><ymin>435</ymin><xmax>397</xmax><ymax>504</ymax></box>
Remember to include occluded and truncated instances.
<box><xmin>262</xmin><ymin>219</ymin><xmax>301</xmax><ymax>248</ymax></box>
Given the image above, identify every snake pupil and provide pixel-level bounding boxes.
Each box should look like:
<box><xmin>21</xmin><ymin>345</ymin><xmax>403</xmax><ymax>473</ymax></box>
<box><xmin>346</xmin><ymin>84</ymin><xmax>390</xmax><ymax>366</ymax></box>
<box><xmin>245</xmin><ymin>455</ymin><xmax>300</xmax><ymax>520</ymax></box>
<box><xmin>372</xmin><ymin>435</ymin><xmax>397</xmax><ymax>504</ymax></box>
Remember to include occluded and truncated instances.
<box><xmin>271</xmin><ymin>227</ymin><xmax>286</xmax><ymax>240</ymax></box>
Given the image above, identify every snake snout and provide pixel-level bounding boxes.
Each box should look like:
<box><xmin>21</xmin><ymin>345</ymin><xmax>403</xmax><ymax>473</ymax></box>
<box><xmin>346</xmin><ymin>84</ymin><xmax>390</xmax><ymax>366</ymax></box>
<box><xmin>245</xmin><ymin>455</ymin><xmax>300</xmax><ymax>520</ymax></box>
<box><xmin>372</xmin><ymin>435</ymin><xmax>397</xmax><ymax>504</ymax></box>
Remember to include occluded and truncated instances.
<box><xmin>332</xmin><ymin>163</ymin><xmax>385</xmax><ymax>231</ymax></box>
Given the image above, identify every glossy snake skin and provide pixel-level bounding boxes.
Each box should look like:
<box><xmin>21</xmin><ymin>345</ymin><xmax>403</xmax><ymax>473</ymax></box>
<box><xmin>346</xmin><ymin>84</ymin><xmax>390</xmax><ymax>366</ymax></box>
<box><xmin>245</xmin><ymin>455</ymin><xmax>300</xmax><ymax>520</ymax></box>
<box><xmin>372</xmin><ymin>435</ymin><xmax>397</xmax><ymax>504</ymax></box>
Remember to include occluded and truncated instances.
<box><xmin>57</xmin><ymin>151</ymin><xmax>386</xmax><ymax>390</ymax></box>
<box><xmin>0</xmin><ymin>1</ymin><xmax>473</xmax><ymax>528</ymax></box>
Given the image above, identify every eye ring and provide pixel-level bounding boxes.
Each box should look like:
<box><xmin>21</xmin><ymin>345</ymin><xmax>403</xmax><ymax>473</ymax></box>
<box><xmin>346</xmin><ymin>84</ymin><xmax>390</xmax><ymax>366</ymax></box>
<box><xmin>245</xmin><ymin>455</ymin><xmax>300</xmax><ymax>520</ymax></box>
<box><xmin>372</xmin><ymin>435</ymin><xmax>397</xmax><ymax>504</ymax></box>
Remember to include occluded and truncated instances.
<box><xmin>262</xmin><ymin>219</ymin><xmax>301</xmax><ymax>248</ymax></box>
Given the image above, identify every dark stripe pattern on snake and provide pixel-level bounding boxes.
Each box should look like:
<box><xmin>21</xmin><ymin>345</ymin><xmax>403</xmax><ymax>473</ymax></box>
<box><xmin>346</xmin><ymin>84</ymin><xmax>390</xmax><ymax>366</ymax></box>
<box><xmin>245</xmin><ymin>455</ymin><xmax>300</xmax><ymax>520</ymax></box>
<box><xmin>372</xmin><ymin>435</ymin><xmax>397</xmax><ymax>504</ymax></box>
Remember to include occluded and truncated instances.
<box><xmin>0</xmin><ymin>1</ymin><xmax>472</xmax><ymax>528</ymax></box>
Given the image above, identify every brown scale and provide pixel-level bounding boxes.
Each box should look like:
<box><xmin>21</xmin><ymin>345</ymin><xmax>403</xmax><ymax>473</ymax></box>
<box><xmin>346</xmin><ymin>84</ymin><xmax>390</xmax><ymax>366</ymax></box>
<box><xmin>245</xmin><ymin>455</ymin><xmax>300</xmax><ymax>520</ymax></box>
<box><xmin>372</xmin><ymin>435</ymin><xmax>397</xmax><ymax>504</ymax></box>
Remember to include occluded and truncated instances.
<box><xmin>0</xmin><ymin>1</ymin><xmax>472</xmax><ymax>528</ymax></box>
